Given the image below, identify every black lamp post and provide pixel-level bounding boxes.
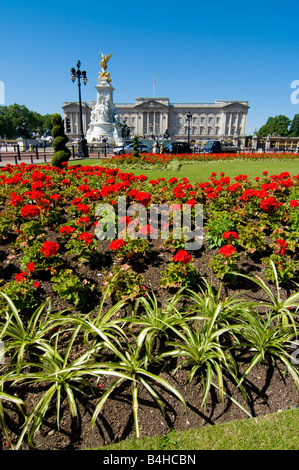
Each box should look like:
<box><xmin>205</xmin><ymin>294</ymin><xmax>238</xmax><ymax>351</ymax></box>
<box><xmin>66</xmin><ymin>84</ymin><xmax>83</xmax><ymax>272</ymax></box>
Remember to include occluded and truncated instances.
<box><xmin>186</xmin><ymin>112</ymin><xmax>192</xmax><ymax>144</ymax></box>
<box><xmin>70</xmin><ymin>60</ymin><xmax>88</xmax><ymax>158</ymax></box>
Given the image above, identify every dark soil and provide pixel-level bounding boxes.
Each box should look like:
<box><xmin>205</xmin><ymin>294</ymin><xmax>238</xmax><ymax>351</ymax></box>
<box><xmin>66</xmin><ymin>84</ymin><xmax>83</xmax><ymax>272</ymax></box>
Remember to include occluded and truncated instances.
<box><xmin>0</xmin><ymin>235</ymin><xmax>299</xmax><ymax>451</ymax></box>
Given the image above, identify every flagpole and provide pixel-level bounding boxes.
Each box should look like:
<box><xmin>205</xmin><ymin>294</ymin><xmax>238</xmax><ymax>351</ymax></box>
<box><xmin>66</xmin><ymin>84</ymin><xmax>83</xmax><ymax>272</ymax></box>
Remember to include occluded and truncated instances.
<box><xmin>153</xmin><ymin>76</ymin><xmax>155</xmax><ymax>97</ymax></box>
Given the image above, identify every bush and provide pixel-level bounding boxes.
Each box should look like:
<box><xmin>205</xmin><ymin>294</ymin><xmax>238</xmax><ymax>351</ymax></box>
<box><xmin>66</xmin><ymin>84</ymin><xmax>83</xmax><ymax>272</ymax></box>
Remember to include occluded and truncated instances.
<box><xmin>51</xmin><ymin>125</ymin><xmax>64</xmax><ymax>138</ymax></box>
<box><xmin>51</xmin><ymin>113</ymin><xmax>62</xmax><ymax>127</ymax></box>
<box><xmin>52</xmin><ymin>136</ymin><xmax>69</xmax><ymax>151</ymax></box>
<box><xmin>133</xmin><ymin>135</ymin><xmax>140</xmax><ymax>159</ymax></box>
<box><xmin>50</xmin><ymin>114</ymin><xmax>70</xmax><ymax>167</ymax></box>
<box><xmin>51</xmin><ymin>149</ymin><xmax>71</xmax><ymax>168</ymax></box>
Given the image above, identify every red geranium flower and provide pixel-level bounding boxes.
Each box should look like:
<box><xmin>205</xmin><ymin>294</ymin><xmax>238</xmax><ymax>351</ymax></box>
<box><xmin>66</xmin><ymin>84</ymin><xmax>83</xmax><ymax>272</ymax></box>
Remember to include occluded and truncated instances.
<box><xmin>10</xmin><ymin>194</ymin><xmax>24</xmax><ymax>207</ymax></box>
<box><xmin>76</xmin><ymin>203</ymin><xmax>90</xmax><ymax>214</ymax></box>
<box><xmin>109</xmin><ymin>239</ymin><xmax>127</xmax><ymax>250</ymax></box>
<box><xmin>222</xmin><ymin>231</ymin><xmax>239</xmax><ymax>240</ymax></box>
<box><xmin>27</xmin><ymin>262</ymin><xmax>35</xmax><ymax>272</ymax></box>
<box><xmin>139</xmin><ymin>224</ymin><xmax>156</xmax><ymax>236</ymax></box>
<box><xmin>77</xmin><ymin>216</ymin><xmax>90</xmax><ymax>226</ymax></box>
<box><xmin>260</xmin><ymin>197</ymin><xmax>283</xmax><ymax>212</ymax></box>
<box><xmin>59</xmin><ymin>226</ymin><xmax>76</xmax><ymax>236</ymax></box>
<box><xmin>219</xmin><ymin>244</ymin><xmax>237</xmax><ymax>258</ymax></box>
<box><xmin>40</xmin><ymin>241</ymin><xmax>59</xmax><ymax>257</ymax></box>
<box><xmin>78</xmin><ymin>233</ymin><xmax>94</xmax><ymax>245</ymax></box>
<box><xmin>15</xmin><ymin>271</ymin><xmax>28</xmax><ymax>282</ymax></box>
<box><xmin>119</xmin><ymin>216</ymin><xmax>132</xmax><ymax>225</ymax></box>
<box><xmin>20</xmin><ymin>204</ymin><xmax>41</xmax><ymax>218</ymax></box>
<box><xmin>276</xmin><ymin>238</ymin><xmax>287</xmax><ymax>255</ymax></box>
<box><xmin>289</xmin><ymin>200</ymin><xmax>298</xmax><ymax>207</ymax></box>
<box><xmin>173</xmin><ymin>250</ymin><xmax>192</xmax><ymax>264</ymax></box>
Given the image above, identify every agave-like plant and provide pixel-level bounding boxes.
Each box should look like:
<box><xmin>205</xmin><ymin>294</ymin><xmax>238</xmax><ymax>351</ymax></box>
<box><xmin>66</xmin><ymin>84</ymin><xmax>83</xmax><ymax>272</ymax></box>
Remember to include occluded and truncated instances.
<box><xmin>81</xmin><ymin>323</ymin><xmax>188</xmax><ymax>439</ymax></box>
<box><xmin>232</xmin><ymin>261</ymin><xmax>299</xmax><ymax>332</ymax></box>
<box><xmin>236</xmin><ymin>309</ymin><xmax>299</xmax><ymax>391</ymax></box>
<box><xmin>185</xmin><ymin>279</ymin><xmax>251</xmax><ymax>334</ymax></box>
<box><xmin>158</xmin><ymin>309</ymin><xmax>251</xmax><ymax>417</ymax></box>
<box><xmin>1</xmin><ymin>324</ymin><xmax>102</xmax><ymax>449</ymax></box>
<box><xmin>0</xmin><ymin>293</ymin><xmax>64</xmax><ymax>373</ymax></box>
<box><xmin>125</xmin><ymin>289</ymin><xmax>189</xmax><ymax>363</ymax></box>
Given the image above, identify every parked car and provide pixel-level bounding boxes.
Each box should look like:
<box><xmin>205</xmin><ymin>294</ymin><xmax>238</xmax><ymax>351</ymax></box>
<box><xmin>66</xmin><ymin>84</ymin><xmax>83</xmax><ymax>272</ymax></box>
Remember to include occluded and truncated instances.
<box><xmin>163</xmin><ymin>141</ymin><xmax>192</xmax><ymax>154</ymax></box>
<box><xmin>112</xmin><ymin>142</ymin><xmax>151</xmax><ymax>155</ymax></box>
<box><xmin>203</xmin><ymin>140</ymin><xmax>240</xmax><ymax>154</ymax></box>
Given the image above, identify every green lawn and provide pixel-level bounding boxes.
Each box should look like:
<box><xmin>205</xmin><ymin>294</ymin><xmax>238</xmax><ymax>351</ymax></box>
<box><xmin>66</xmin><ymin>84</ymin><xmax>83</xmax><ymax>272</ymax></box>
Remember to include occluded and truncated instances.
<box><xmin>92</xmin><ymin>407</ymin><xmax>299</xmax><ymax>451</ymax></box>
<box><xmin>73</xmin><ymin>157</ymin><xmax>299</xmax><ymax>183</ymax></box>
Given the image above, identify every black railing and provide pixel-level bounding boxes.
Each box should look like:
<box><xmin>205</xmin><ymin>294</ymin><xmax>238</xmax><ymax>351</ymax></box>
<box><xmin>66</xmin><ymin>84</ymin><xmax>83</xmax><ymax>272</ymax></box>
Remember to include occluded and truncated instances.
<box><xmin>0</xmin><ymin>143</ymin><xmax>112</xmax><ymax>166</ymax></box>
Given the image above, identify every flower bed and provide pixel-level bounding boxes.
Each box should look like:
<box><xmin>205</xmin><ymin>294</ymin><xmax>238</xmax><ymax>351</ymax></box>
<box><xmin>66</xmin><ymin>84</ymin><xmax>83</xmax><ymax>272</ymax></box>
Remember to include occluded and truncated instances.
<box><xmin>0</xmin><ymin>161</ymin><xmax>298</xmax><ymax>450</ymax></box>
<box><xmin>109</xmin><ymin>151</ymin><xmax>299</xmax><ymax>169</ymax></box>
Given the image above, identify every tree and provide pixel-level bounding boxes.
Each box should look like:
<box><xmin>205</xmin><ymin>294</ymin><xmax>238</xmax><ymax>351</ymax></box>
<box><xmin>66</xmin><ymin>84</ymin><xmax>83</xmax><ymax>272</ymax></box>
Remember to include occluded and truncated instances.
<box><xmin>257</xmin><ymin>115</ymin><xmax>291</xmax><ymax>137</ymax></box>
<box><xmin>288</xmin><ymin>114</ymin><xmax>299</xmax><ymax>137</ymax></box>
<box><xmin>0</xmin><ymin>104</ymin><xmax>55</xmax><ymax>139</ymax></box>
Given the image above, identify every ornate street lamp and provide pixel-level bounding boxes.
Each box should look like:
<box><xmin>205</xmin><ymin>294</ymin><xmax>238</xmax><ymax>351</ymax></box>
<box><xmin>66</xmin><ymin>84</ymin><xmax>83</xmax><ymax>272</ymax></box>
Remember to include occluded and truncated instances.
<box><xmin>186</xmin><ymin>112</ymin><xmax>192</xmax><ymax>144</ymax></box>
<box><xmin>70</xmin><ymin>60</ymin><xmax>88</xmax><ymax>158</ymax></box>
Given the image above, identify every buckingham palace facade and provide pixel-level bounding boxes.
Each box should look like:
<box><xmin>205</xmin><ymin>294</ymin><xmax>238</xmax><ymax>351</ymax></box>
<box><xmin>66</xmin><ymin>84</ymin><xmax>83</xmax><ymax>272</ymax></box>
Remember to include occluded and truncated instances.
<box><xmin>62</xmin><ymin>97</ymin><xmax>249</xmax><ymax>146</ymax></box>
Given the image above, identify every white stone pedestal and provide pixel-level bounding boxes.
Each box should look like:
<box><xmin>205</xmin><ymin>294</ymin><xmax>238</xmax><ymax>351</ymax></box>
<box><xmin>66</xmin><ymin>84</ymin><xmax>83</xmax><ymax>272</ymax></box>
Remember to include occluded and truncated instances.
<box><xmin>86</xmin><ymin>77</ymin><xmax>122</xmax><ymax>145</ymax></box>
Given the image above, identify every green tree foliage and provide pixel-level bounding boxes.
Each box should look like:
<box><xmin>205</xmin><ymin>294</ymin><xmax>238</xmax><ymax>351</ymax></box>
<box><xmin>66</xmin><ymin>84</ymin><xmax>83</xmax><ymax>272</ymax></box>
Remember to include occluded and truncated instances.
<box><xmin>288</xmin><ymin>114</ymin><xmax>299</xmax><ymax>137</ymax></box>
<box><xmin>0</xmin><ymin>104</ymin><xmax>54</xmax><ymax>139</ymax></box>
<box><xmin>257</xmin><ymin>115</ymin><xmax>291</xmax><ymax>137</ymax></box>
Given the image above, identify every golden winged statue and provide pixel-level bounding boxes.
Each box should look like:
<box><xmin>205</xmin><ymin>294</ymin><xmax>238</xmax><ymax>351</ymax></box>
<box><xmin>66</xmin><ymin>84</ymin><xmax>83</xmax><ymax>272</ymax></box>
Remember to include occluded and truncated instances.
<box><xmin>98</xmin><ymin>52</ymin><xmax>112</xmax><ymax>83</ymax></box>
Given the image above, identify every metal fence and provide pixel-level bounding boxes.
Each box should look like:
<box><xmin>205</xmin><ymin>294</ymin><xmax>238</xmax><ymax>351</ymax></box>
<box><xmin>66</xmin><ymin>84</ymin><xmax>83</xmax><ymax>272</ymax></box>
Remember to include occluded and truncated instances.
<box><xmin>0</xmin><ymin>144</ymin><xmax>112</xmax><ymax>166</ymax></box>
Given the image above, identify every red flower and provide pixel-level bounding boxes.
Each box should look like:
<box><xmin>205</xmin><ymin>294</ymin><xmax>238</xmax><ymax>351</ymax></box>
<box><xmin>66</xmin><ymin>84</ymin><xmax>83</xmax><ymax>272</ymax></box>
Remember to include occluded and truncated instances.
<box><xmin>186</xmin><ymin>198</ymin><xmax>197</xmax><ymax>208</ymax></box>
<box><xmin>219</xmin><ymin>244</ymin><xmax>237</xmax><ymax>258</ymax></box>
<box><xmin>168</xmin><ymin>177</ymin><xmax>178</xmax><ymax>184</ymax></box>
<box><xmin>10</xmin><ymin>194</ymin><xmax>24</xmax><ymax>206</ymax></box>
<box><xmin>71</xmin><ymin>197</ymin><xmax>82</xmax><ymax>205</ymax></box>
<box><xmin>276</xmin><ymin>238</ymin><xmax>287</xmax><ymax>255</ymax></box>
<box><xmin>139</xmin><ymin>224</ymin><xmax>156</xmax><ymax>236</ymax></box>
<box><xmin>119</xmin><ymin>216</ymin><xmax>132</xmax><ymax>225</ymax></box>
<box><xmin>59</xmin><ymin>226</ymin><xmax>76</xmax><ymax>235</ymax></box>
<box><xmin>40</xmin><ymin>241</ymin><xmax>59</xmax><ymax>257</ymax></box>
<box><xmin>134</xmin><ymin>191</ymin><xmax>151</xmax><ymax>206</ymax></box>
<box><xmin>15</xmin><ymin>271</ymin><xmax>28</xmax><ymax>282</ymax></box>
<box><xmin>260</xmin><ymin>197</ymin><xmax>283</xmax><ymax>212</ymax></box>
<box><xmin>173</xmin><ymin>250</ymin><xmax>192</xmax><ymax>264</ymax></box>
<box><xmin>77</xmin><ymin>216</ymin><xmax>90</xmax><ymax>226</ymax></box>
<box><xmin>289</xmin><ymin>200</ymin><xmax>298</xmax><ymax>207</ymax></box>
<box><xmin>34</xmin><ymin>281</ymin><xmax>40</xmax><ymax>289</ymax></box>
<box><xmin>27</xmin><ymin>262</ymin><xmax>35</xmax><ymax>272</ymax></box>
<box><xmin>171</xmin><ymin>203</ymin><xmax>182</xmax><ymax>211</ymax></box>
<box><xmin>222</xmin><ymin>231</ymin><xmax>239</xmax><ymax>240</ymax></box>
<box><xmin>50</xmin><ymin>194</ymin><xmax>61</xmax><ymax>201</ymax></box>
<box><xmin>20</xmin><ymin>204</ymin><xmax>41</xmax><ymax>218</ymax></box>
<box><xmin>109</xmin><ymin>239</ymin><xmax>127</xmax><ymax>250</ymax></box>
<box><xmin>78</xmin><ymin>233</ymin><xmax>94</xmax><ymax>245</ymax></box>
<box><xmin>76</xmin><ymin>203</ymin><xmax>90</xmax><ymax>214</ymax></box>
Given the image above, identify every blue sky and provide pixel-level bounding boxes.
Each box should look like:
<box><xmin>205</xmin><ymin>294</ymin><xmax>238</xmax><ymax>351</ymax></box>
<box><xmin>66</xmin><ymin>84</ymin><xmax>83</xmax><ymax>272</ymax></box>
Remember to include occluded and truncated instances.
<box><xmin>1</xmin><ymin>0</ymin><xmax>299</xmax><ymax>134</ymax></box>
